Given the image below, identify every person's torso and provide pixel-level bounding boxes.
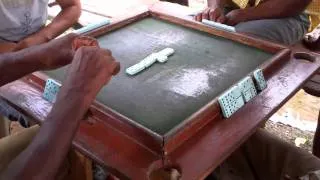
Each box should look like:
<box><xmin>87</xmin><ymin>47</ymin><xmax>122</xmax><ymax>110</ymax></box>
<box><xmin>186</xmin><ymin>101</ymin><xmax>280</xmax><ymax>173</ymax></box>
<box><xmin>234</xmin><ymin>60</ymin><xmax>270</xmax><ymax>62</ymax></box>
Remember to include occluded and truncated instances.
<box><xmin>0</xmin><ymin>0</ymin><xmax>49</xmax><ymax>42</ymax></box>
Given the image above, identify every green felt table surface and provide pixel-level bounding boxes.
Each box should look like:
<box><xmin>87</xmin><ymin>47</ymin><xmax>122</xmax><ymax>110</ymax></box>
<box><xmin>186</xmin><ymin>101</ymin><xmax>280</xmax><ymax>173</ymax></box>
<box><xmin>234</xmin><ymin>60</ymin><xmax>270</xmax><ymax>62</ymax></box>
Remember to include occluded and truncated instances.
<box><xmin>44</xmin><ymin>18</ymin><xmax>272</xmax><ymax>135</ymax></box>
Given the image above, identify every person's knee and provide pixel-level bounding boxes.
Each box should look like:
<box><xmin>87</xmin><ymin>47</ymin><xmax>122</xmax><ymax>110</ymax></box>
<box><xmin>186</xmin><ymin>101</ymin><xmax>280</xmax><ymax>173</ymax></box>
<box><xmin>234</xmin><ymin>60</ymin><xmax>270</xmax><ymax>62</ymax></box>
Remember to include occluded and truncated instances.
<box><xmin>235</xmin><ymin>15</ymin><xmax>309</xmax><ymax>45</ymax></box>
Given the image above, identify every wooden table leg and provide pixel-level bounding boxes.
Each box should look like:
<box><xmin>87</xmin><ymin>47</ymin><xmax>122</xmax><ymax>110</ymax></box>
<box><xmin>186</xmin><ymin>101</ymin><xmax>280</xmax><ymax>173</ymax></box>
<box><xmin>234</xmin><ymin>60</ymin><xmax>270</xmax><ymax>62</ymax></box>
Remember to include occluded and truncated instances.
<box><xmin>60</xmin><ymin>150</ymin><xmax>93</xmax><ymax>180</ymax></box>
<box><xmin>313</xmin><ymin>110</ymin><xmax>320</xmax><ymax>158</ymax></box>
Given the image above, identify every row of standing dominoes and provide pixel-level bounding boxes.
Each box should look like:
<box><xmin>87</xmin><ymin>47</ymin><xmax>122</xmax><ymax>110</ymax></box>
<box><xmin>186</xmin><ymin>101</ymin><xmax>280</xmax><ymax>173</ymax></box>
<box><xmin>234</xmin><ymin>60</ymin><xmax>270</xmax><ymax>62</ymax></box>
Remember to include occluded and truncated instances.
<box><xmin>218</xmin><ymin>69</ymin><xmax>267</xmax><ymax>118</ymax></box>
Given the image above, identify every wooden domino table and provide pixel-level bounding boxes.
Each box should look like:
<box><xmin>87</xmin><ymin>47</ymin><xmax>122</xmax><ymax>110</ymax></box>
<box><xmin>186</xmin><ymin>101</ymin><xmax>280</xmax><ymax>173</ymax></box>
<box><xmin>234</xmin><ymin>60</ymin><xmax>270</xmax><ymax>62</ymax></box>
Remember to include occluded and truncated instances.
<box><xmin>1</xmin><ymin>2</ymin><xmax>320</xmax><ymax>179</ymax></box>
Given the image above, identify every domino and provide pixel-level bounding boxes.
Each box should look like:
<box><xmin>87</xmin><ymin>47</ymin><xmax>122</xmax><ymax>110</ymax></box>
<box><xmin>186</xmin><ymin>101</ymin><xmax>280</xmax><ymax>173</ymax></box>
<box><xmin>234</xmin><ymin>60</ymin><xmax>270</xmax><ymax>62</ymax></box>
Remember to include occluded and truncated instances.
<box><xmin>238</xmin><ymin>76</ymin><xmax>257</xmax><ymax>102</ymax></box>
<box><xmin>74</xmin><ymin>19</ymin><xmax>111</xmax><ymax>34</ymax></box>
<box><xmin>43</xmin><ymin>79</ymin><xmax>61</xmax><ymax>103</ymax></box>
<box><xmin>253</xmin><ymin>69</ymin><xmax>267</xmax><ymax>91</ymax></box>
<box><xmin>242</xmin><ymin>87</ymin><xmax>257</xmax><ymax>103</ymax></box>
<box><xmin>126</xmin><ymin>63</ymin><xmax>145</xmax><ymax>75</ymax></box>
<box><xmin>156</xmin><ymin>55</ymin><xmax>168</xmax><ymax>63</ymax></box>
<box><xmin>140</xmin><ymin>53</ymin><xmax>158</xmax><ymax>68</ymax></box>
<box><xmin>157</xmin><ymin>48</ymin><xmax>175</xmax><ymax>57</ymax></box>
<box><xmin>218</xmin><ymin>86</ymin><xmax>245</xmax><ymax>118</ymax></box>
<box><xmin>126</xmin><ymin>48</ymin><xmax>175</xmax><ymax>76</ymax></box>
<box><xmin>202</xmin><ymin>19</ymin><xmax>236</xmax><ymax>33</ymax></box>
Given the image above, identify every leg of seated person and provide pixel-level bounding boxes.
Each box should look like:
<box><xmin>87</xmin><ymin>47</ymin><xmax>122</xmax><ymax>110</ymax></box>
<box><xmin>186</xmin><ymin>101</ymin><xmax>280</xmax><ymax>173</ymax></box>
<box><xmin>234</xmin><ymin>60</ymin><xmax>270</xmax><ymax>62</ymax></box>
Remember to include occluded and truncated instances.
<box><xmin>235</xmin><ymin>14</ymin><xmax>310</xmax><ymax>45</ymax></box>
<box><xmin>0</xmin><ymin>125</ymin><xmax>39</xmax><ymax>173</ymax></box>
<box><xmin>217</xmin><ymin>129</ymin><xmax>320</xmax><ymax>180</ymax></box>
<box><xmin>0</xmin><ymin>125</ymin><xmax>80</xmax><ymax>180</ymax></box>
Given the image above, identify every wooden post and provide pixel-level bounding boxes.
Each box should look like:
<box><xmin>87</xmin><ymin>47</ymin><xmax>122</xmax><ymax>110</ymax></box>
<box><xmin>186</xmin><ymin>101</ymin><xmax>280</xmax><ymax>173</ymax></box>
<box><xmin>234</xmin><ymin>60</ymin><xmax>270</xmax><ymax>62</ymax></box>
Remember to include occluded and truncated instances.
<box><xmin>60</xmin><ymin>150</ymin><xmax>93</xmax><ymax>180</ymax></box>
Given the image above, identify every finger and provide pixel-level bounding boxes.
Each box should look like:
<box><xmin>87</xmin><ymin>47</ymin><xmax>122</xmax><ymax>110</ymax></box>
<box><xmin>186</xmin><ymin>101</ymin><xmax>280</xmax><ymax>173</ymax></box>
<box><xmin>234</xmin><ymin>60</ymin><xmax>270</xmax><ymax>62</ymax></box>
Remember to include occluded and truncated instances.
<box><xmin>103</xmin><ymin>56</ymin><xmax>120</xmax><ymax>76</ymax></box>
<box><xmin>209</xmin><ymin>9</ymin><xmax>216</xmax><ymax>21</ymax></box>
<box><xmin>111</xmin><ymin>61</ymin><xmax>121</xmax><ymax>75</ymax></box>
<box><xmin>101</xmin><ymin>48</ymin><xmax>112</xmax><ymax>56</ymax></box>
<box><xmin>195</xmin><ymin>13</ymin><xmax>202</xmax><ymax>22</ymax></box>
<box><xmin>202</xmin><ymin>8</ymin><xmax>210</xmax><ymax>20</ymax></box>
<box><xmin>217</xmin><ymin>15</ymin><xmax>226</xmax><ymax>24</ymax></box>
<box><xmin>225</xmin><ymin>19</ymin><xmax>234</xmax><ymax>26</ymax></box>
<box><xmin>72</xmin><ymin>36</ymin><xmax>99</xmax><ymax>50</ymax></box>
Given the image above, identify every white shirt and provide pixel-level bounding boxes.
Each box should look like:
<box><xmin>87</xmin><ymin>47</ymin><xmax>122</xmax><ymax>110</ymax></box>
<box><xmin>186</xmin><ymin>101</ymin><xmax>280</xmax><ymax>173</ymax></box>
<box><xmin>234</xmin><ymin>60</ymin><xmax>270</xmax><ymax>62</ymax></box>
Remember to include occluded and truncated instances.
<box><xmin>0</xmin><ymin>0</ymin><xmax>49</xmax><ymax>42</ymax></box>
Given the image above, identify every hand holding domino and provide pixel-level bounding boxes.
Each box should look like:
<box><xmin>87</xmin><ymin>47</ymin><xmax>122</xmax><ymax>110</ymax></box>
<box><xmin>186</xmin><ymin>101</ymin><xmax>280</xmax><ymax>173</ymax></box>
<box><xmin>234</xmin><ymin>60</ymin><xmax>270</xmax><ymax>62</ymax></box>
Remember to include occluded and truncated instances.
<box><xmin>43</xmin><ymin>36</ymin><xmax>120</xmax><ymax>103</ymax></box>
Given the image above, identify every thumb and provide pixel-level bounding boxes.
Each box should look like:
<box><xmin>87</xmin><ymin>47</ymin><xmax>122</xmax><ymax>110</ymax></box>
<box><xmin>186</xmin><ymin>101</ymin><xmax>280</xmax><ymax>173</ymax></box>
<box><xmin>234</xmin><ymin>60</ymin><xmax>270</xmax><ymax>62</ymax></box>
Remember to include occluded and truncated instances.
<box><xmin>217</xmin><ymin>15</ymin><xmax>227</xmax><ymax>24</ymax></box>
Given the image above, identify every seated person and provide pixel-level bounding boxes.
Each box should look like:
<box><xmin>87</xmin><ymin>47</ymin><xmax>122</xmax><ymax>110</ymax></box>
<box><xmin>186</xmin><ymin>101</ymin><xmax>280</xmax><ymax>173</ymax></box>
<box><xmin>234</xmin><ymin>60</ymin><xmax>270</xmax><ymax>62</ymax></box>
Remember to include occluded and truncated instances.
<box><xmin>0</xmin><ymin>0</ymin><xmax>81</xmax><ymax>139</ymax></box>
<box><xmin>145</xmin><ymin>127</ymin><xmax>320</xmax><ymax>180</ymax></box>
<box><xmin>0</xmin><ymin>0</ymin><xmax>81</xmax><ymax>53</ymax></box>
<box><xmin>0</xmin><ymin>34</ymin><xmax>120</xmax><ymax>179</ymax></box>
<box><xmin>195</xmin><ymin>0</ymin><xmax>319</xmax><ymax>45</ymax></box>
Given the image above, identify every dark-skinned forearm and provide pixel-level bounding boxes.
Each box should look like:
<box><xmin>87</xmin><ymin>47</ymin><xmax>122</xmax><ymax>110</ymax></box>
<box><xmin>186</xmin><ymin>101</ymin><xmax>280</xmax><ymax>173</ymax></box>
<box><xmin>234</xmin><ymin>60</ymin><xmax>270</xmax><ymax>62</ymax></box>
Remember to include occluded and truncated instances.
<box><xmin>1</xmin><ymin>89</ymin><xmax>91</xmax><ymax>180</ymax></box>
<box><xmin>0</xmin><ymin>48</ymin><xmax>46</xmax><ymax>86</ymax></box>
<box><xmin>243</xmin><ymin>0</ymin><xmax>311</xmax><ymax>21</ymax></box>
<box><xmin>37</xmin><ymin>1</ymin><xmax>81</xmax><ymax>41</ymax></box>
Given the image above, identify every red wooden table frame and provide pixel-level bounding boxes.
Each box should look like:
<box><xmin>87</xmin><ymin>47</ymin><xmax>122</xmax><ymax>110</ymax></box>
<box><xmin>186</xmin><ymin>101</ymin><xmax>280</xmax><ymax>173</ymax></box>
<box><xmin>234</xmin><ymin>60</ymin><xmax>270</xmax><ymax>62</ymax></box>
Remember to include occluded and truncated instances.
<box><xmin>1</xmin><ymin>2</ymin><xmax>320</xmax><ymax>179</ymax></box>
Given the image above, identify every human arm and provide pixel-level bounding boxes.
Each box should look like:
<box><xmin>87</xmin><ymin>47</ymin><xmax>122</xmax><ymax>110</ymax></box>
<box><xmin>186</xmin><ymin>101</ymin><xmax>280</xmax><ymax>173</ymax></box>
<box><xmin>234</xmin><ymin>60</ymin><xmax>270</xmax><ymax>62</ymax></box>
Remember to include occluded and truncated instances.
<box><xmin>225</xmin><ymin>0</ymin><xmax>312</xmax><ymax>25</ymax></box>
<box><xmin>15</xmin><ymin>0</ymin><xmax>81</xmax><ymax>51</ymax></box>
<box><xmin>0</xmin><ymin>34</ymin><xmax>77</xmax><ymax>87</ymax></box>
<box><xmin>0</xmin><ymin>42</ymin><xmax>17</xmax><ymax>53</ymax></box>
<box><xmin>0</xmin><ymin>47</ymin><xmax>120</xmax><ymax>180</ymax></box>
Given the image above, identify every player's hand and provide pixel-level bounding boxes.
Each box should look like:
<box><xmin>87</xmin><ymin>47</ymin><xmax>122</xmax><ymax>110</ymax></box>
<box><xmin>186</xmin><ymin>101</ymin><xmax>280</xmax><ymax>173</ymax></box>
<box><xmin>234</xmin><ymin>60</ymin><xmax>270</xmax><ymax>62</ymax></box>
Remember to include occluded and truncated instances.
<box><xmin>37</xmin><ymin>33</ymin><xmax>79</xmax><ymax>70</ymax></box>
<box><xmin>14</xmin><ymin>32</ymin><xmax>51</xmax><ymax>51</ymax></box>
<box><xmin>303</xmin><ymin>27</ymin><xmax>320</xmax><ymax>50</ymax></box>
<box><xmin>62</xmin><ymin>46</ymin><xmax>120</xmax><ymax>102</ymax></box>
<box><xmin>225</xmin><ymin>9</ymin><xmax>248</xmax><ymax>26</ymax></box>
<box><xmin>195</xmin><ymin>7</ymin><xmax>226</xmax><ymax>24</ymax></box>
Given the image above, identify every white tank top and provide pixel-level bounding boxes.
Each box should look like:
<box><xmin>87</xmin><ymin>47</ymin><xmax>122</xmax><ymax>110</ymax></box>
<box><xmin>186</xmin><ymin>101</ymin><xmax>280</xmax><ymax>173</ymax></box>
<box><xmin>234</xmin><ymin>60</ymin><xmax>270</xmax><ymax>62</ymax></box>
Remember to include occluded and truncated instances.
<box><xmin>0</xmin><ymin>0</ymin><xmax>49</xmax><ymax>42</ymax></box>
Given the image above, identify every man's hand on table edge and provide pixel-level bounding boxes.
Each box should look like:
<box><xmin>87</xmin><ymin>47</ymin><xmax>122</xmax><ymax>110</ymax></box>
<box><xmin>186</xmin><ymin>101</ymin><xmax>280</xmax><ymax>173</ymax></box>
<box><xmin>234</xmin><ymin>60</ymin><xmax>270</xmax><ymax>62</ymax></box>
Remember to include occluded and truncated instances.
<box><xmin>225</xmin><ymin>9</ymin><xmax>250</xmax><ymax>26</ymax></box>
<box><xmin>194</xmin><ymin>6</ymin><xmax>250</xmax><ymax>26</ymax></box>
<box><xmin>195</xmin><ymin>7</ymin><xmax>227</xmax><ymax>23</ymax></box>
